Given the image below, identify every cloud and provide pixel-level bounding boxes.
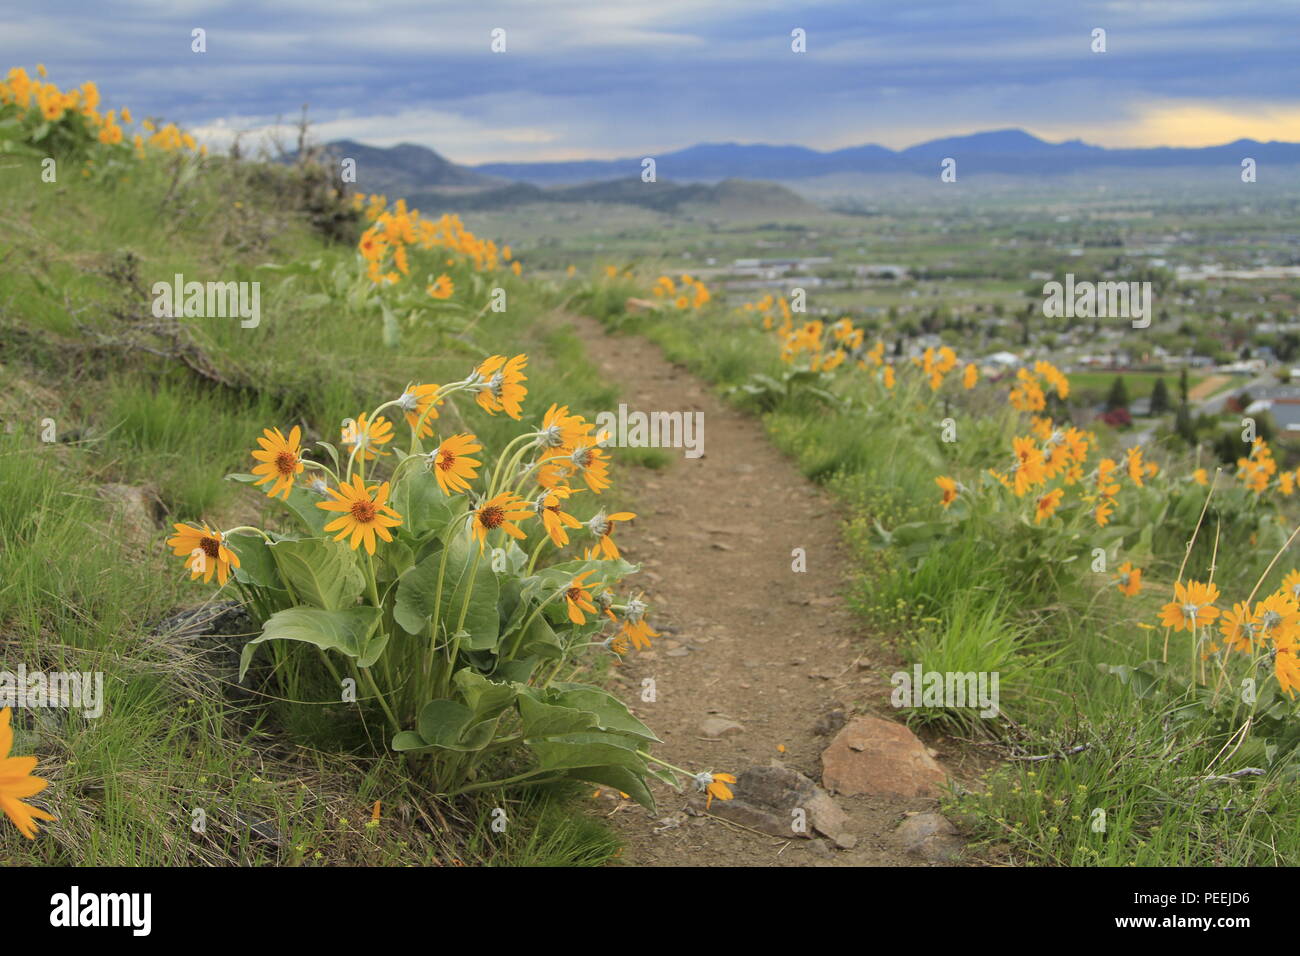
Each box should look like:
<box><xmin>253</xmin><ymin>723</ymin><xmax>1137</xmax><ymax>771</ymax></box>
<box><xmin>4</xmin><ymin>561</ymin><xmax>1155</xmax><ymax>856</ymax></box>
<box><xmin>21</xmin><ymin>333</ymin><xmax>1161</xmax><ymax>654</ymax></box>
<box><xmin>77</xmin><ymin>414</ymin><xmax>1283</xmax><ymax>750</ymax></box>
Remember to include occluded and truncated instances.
<box><xmin>5</xmin><ymin>0</ymin><xmax>1299</xmax><ymax>161</ymax></box>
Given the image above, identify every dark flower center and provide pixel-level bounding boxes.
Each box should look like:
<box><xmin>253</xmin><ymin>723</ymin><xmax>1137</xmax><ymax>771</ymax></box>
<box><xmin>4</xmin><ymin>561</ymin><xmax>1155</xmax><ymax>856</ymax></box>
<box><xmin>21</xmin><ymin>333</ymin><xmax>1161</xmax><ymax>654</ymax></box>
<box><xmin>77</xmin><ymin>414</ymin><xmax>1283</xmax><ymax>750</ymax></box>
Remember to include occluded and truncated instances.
<box><xmin>351</xmin><ymin>500</ymin><xmax>376</xmax><ymax>523</ymax></box>
<box><xmin>479</xmin><ymin>505</ymin><xmax>504</xmax><ymax>529</ymax></box>
<box><xmin>199</xmin><ymin>537</ymin><xmax>221</xmax><ymax>558</ymax></box>
<box><xmin>275</xmin><ymin>451</ymin><xmax>297</xmax><ymax>475</ymax></box>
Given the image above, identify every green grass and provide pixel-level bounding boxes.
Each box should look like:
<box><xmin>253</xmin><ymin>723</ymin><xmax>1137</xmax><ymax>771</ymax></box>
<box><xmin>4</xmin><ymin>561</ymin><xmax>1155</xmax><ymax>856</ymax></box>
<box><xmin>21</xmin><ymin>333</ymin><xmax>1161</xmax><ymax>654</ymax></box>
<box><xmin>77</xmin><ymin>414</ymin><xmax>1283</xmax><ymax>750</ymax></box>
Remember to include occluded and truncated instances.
<box><xmin>573</xmin><ymin>283</ymin><xmax>1300</xmax><ymax>867</ymax></box>
<box><xmin>0</xmin><ymin>151</ymin><xmax>641</xmax><ymax>865</ymax></box>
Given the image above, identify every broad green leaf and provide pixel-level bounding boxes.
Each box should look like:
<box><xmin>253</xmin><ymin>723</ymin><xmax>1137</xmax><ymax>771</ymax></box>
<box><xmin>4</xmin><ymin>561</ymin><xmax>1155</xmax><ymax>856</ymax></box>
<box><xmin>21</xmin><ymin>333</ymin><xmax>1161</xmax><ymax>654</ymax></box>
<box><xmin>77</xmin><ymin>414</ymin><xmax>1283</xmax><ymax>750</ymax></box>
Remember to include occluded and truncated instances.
<box><xmin>392</xmin><ymin>468</ymin><xmax>454</xmax><ymax>538</ymax></box>
<box><xmin>518</xmin><ymin>694</ymin><xmax>599</xmax><ymax>738</ymax></box>
<box><xmin>269</xmin><ymin>537</ymin><xmax>365</xmax><ymax>611</ymax></box>
<box><xmin>527</xmin><ymin>736</ymin><xmax>646</xmax><ymax>773</ymax></box>
<box><xmin>439</xmin><ymin>532</ymin><xmax>500</xmax><ymax>650</ymax></box>
<box><xmin>226</xmin><ymin>531</ymin><xmax>281</xmax><ymax>589</ymax></box>
<box><xmin>454</xmin><ymin>671</ymin><xmax>518</xmax><ymax>721</ymax></box>
<box><xmin>393</xmin><ymin>547</ymin><xmax>443</xmax><ymax>635</ymax></box>
<box><xmin>548</xmin><ymin>683</ymin><xmax>659</xmax><ymax>741</ymax></box>
<box><xmin>281</xmin><ymin>484</ymin><xmax>335</xmax><ymax>536</ymax></box>
<box><xmin>516</xmin><ymin>614</ymin><xmax>563</xmax><ymax>660</ymax></box>
<box><xmin>564</xmin><ymin>765</ymin><xmax>655</xmax><ymax>812</ymax></box>
<box><xmin>239</xmin><ymin>605</ymin><xmax>383</xmax><ymax>679</ymax></box>
<box><xmin>390</xmin><ymin>699</ymin><xmax>502</xmax><ymax>753</ymax></box>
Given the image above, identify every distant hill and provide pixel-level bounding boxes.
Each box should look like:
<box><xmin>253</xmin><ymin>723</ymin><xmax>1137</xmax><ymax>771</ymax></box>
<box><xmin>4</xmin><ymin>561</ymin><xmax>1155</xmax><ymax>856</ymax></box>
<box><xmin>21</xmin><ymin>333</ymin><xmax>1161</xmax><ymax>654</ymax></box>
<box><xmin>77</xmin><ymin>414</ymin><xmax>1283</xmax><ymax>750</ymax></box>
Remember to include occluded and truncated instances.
<box><xmin>310</xmin><ymin>139</ymin><xmax>506</xmax><ymax>194</ymax></box>
<box><xmin>471</xmin><ymin>130</ymin><xmax>1300</xmax><ymax>184</ymax></box>
<box><xmin>307</xmin><ymin>133</ymin><xmax>1300</xmax><ymax>205</ymax></box>
<box><xmin>406</xmin><ymin>176</ymin><xmax>817</xmax><ymax>216</ymax></box>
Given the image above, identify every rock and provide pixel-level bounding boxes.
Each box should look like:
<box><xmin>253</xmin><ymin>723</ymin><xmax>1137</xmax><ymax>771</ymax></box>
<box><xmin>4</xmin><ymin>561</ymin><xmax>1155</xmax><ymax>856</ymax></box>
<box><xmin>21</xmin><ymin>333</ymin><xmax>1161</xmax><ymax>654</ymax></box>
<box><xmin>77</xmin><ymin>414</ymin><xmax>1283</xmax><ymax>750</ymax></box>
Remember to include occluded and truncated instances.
<box><xmin>811</xmin><ymin>707</ymin><xmax>852</xmax><ymax>738</ymax></box>
<box><xmin>895</xmin><ymin>812</ymin><xmax>964</xmax><ymax>863</ymax></box>
<box><xmin>707</xmin><ymin>800</ymin><xmax>786</xmax><ymax>835</ymax></box>
<box><xmin>624</xmin><ymin>297</ymin><xmax>660</xmax><ymax>314</ymax></box>
<box><xmin>806</xmin><ymin>838</ymin><xmax>833</xmax><ymax>859</ymax></box>
<box><xmin>666</xmin><ymin>648</ymin><xmax>690</xmax><ymax>658</ymax></box>
<box><xmin>821</xmin><ymin>716</ymin><xmax>949</xmax><ymax>798</ymax></box>
<box><xmin>709</xmin><ymin>764</ymin><xmax>856</xmax><ymax>849</ymax></box>
<box><xmin>652</xmin><ymin>811</ymin><xmax>688</xmax><ymax>833</ymax></box>
<box><xmin>813</xmin><ymin>709</ymin><xmax>848</xmax><ymax>737</ymax></box>
<box><xmin>97</xmin><ymin>483</ymin><xmax>163</xmax><ymax>544</ymax></box>
<box><xmin>699</xmin><ymin>717</ymin><xmax>744</xmax><ymax>738</ymax></box>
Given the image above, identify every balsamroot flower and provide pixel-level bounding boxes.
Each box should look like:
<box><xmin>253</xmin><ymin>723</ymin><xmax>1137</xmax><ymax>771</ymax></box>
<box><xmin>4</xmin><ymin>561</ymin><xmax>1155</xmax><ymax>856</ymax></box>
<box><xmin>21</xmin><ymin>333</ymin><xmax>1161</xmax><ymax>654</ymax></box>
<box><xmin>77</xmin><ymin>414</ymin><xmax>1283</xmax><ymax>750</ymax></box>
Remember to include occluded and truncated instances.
<box><xmin>167</xmin><ymin>522</ymin><xmax>241</xmax><ymax>586</ymax></box>
<box><xmin>249</xmin><ymin>426</ymin><xmax>304</xmax><ymax>499</ymax></box>
<box><xmin>0</xmin><ymin>708</ymin><xmax>56</xmax><ymax>839</ymax></box>
<box><xmin>564</xmin><ymin>571</ymin><xmax>598</xmax><ymax>624</ymax></box>
<box><xmin>1115</xmin><ymin>562</ymin><xmax>1142</xmax><ymax>597</ymax></box>
<box><xmin>565</xmin><ymin>441</ymin><xmax>611</xmax><ymax>494</ymax></box>
<box><xmin>586</xmin><ymin>508</ymin><xmax>635</xmax><ymax>559</ymax></box>
<box><xmin>693</xmin><ymin>770</ymin><xmax>737</xmax><ymax>810</ymax></box>
<box><xmin>1034</xmin><ymin>488</ymin><xmax>1064</xmax><ymax>523</ymax></box>
<box><xmin>343</xmin><ymin>412</ymin><xmax>394</xmax><ymax>462</ymax></box>
<box><xmin>469</xmin><ymin>492</ymin><xmax>532</xmax><ymax>550</ymax></box>
<box><xmin>1218</xmin><ymin>601</ymin><xmax>1259</xmax><ymax>654</ymax></box>
<box><xmin>398</xmin><ymin>384</ymin><xmax>444</xmax><ymax>439</ymax></box>
<box><xmin>474</xmin><ymin>354</ymin><xmax>528</xmax><ymax>419</ymax></box>
<box><xmin>317</xmin><ymin>475</ymin><xmax>402</xmax><ymax>554</ymax></box>
<box><xmin>935</xmin><ymin>475</ymin><xmax>958</xmax><ymax>508</ymax></box>
<box><xmin>1158</xmin><ymin>580</ymin><xmax>1221</xmax><ymax>632</ymax></box>
<box><xmin>427</xmin><ymin>274</ymin><xmax>453</xmax><ymax>299</ymax></box>
<box><xmin>535</xmin><ymin>487</ymin><xmax>582</xmax><ymax>547</ymax></box>
<box><xmin>428</xmin><ymin>434</ymin><xmax>482</xmax><ymax>495</ymax></box>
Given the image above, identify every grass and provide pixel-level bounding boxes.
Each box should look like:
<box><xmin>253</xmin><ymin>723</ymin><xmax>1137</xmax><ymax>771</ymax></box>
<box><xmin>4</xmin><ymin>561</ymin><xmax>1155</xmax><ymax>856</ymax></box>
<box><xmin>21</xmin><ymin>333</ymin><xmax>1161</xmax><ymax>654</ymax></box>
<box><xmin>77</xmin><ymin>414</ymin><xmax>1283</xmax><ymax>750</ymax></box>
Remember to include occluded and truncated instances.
<box><xmin>0</xmin><ymin>150</ymin><xmax>643</xmax><ymax>865</ymax></box>
<box><xmin>573</xmin><ymin>289</ymin><xmax>1300</xmax><ymax>867</ymax></box>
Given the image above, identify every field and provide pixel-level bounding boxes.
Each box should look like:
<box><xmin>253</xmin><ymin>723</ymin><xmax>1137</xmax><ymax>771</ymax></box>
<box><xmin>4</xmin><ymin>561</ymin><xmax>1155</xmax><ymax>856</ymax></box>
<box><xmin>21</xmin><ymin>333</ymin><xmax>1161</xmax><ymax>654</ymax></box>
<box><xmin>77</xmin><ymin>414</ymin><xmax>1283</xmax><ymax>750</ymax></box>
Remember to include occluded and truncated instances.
<box><xmin>2</xmin><ymin>61</ymin><xmax>1298</xmax><ymax>872</ymax></box>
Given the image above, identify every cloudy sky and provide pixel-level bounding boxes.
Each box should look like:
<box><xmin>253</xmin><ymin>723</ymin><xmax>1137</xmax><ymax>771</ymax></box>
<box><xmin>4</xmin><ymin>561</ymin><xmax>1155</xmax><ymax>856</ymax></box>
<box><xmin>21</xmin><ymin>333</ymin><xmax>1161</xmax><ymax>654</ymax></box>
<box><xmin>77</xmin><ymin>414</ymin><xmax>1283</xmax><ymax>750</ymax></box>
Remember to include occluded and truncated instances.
<box><xmin>8</xmin><ymin>1</ymin><xmax>1300</xmax><ymax>163</ymax></box>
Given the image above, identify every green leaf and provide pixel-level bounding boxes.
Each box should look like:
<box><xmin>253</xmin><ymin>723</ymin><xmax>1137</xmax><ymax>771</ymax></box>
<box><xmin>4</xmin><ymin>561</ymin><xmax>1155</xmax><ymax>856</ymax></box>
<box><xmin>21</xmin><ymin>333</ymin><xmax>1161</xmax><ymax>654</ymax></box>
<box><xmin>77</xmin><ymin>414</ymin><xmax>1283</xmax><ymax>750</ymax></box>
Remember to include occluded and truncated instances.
<box><xmin>225</xmin><ymin>532</ymin><xmax>281</xmax><ymax>589</ymax></box>
<box><xmin>382</xmin><ymin>302</ymin><xmax>401</xmax><ymax>348</ymax></box>
<box><xmin>547</xmin><ymin>683</ymin><xmax>659</xmax><ymax>742</ymax></box>
<box><xmin>269</xmin><ymin>537</ymin><xmax>365</xmax><ymax>611</ymax></box>
<box><xmin>393</xmin><ymin>548</ymin><xmax>443</xmax><ymax>635</ymax></box>
<box><xmin>392</xmin><ymin>468</ymin><xmax>454</xmax><ymax>538</ymax></box>
<box><xmin>518</xmin><ymin>694</ymin><xmax>600</xmax><ymax>738</ymax></box>
<box><xmin>377</xmin><ymin>538</ymin><xmax>415</xmax><ymax>582</ymax></box>
<box><xmin>283</xmin><ymin>488</ymin><xmax>334</xmax><ymax>536</ymax></box>
<box><xmin>517</xmin><ymin>614</ymin><xmax>562</xmax><ymax>660</ymax></box>
<box><xmin>439</xmin><ymin>532</ymin><xmax>500</xmax><ymax>650</ymax></box>
<box><xmin>564</xmin><ymin>765</ymin><xmax>656</xmax><ymax>812</ymax></box>
<box><xmin>239</xmin><ymin>606</ymin><xmax>384</xmax><ymax>679</ymax></box>
<box><xmin>527</xmin><ymin>735</ymin><xmax>646</xmax><ymax>773</ymax></box>
<box><xmin>390</xmin><ymin>699</ymin><xmax>502</xmax><ymax>753</ymax></box>
<box><xmin>454</xmin><ymin>671</ymin><xmax>518</xmax><ymax>721</ymax></box>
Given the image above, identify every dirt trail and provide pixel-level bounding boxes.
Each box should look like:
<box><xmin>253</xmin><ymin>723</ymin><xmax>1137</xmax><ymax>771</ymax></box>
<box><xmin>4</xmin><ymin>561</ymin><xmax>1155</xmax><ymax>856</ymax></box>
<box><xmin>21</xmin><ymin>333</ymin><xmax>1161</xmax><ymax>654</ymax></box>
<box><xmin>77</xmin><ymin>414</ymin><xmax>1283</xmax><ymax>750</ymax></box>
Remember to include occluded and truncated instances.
<box><xmin>568</xmin><ymin>313</ymin><xmax>949</xmax><ymax>867</ymax></box>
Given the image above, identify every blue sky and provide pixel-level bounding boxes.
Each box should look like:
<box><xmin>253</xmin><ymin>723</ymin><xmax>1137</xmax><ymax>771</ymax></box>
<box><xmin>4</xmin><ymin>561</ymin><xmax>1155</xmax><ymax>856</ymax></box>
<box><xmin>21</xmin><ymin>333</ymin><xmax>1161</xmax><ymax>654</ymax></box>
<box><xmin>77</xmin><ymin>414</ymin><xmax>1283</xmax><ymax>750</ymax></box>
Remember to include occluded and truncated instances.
<box><xmin>8</xmin><ymin>1</ymin><xmax>1300</xmax><ymax>162</ymax></box>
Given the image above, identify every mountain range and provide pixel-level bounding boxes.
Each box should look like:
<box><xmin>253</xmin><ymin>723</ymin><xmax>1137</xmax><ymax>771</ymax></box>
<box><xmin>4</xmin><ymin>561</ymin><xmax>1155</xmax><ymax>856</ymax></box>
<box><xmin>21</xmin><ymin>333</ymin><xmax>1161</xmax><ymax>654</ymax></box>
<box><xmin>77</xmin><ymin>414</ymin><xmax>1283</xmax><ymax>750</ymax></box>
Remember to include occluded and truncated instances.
<box><xmin>469</xmin><ymin>129</ymin><xmax>1300</xmax><ymax>184</ymax></box>
<box><xmin>306</xmin><ymin>129</ymin><xmax>1300</xmax><ymax>212</ymax></box>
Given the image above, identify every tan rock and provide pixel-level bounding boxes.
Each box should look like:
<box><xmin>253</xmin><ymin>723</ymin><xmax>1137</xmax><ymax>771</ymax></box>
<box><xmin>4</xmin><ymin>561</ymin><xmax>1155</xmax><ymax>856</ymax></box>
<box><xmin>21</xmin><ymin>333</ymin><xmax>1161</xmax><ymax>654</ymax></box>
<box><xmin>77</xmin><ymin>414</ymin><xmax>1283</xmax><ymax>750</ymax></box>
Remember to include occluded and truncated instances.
<box><xmin>820</xmin><ymin>715</ymin><xmax>948</xmax><ymax>798</ymax></box>
<box><xmin>895</xmin><ymin>811</ymin><xmax>964</xmax><ymax>863</ymax></box>
<box><xmin>624</xmin><ymin>297</ymin><xmax>660</xmax><ymax>314</ymax></box>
